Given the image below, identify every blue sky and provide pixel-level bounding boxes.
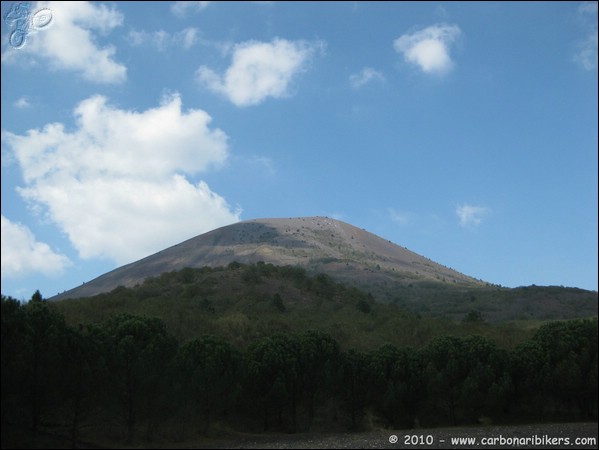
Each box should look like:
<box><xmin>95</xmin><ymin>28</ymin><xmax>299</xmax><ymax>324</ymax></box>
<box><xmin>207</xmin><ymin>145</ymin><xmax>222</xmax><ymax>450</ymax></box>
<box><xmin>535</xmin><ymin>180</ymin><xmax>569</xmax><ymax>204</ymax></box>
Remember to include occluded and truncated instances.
<box><xmin>1</xmin><ymin>1</ymin><xmax>597</xmax><ymax>300</ymax></box>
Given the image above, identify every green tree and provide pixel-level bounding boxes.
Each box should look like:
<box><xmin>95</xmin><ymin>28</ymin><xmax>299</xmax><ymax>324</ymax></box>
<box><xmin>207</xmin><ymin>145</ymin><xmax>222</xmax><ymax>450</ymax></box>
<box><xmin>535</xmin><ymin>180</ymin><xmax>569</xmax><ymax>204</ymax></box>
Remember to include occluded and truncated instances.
<box><xmin>103</xmin><ymin>314</ymin><xmax>178</xmax><ymax>442</ymax></box>
<box><xmin>272</xmin><ymin>293</ymin><xmax>286</xmax><ymax>312</ymax></box>
<box><xmin>313</xmin><ymin>273</ymin><xmax>336</xmax><ymax>298</ymax></box>
<box><xmin>421</xmin><ymin>335</ymin><xmax>509</xmax><ymax>426</ymax></box>
<box><xmin>31</xmin><ymin>290</ymin><xmax>43</xmax><ymax>303</ymax></box>
<box><xmin>463</xmin><ymin>310</ymin><xmax>485</xmax><ymax>323</ymax></box>
<box><xmin>175</xmin><ymin>335</ymin><xmax>241</xmax><ymax>433</ymax></box>
<box><xmin>296</xmin><ymin>330</ymin><xmax>340</xmax><ymax>428</ymax></box>
<box><xmin>1</xmin><ymin>295</ymin><xmax>27</xmax><ymax>426</ymax></box>
<box><xmin>516</xmin><ymin>319</ymin><xmax>598</xmax><ymax>419</ymax></box>
<box><xmin>339</xmin><ymin>349</ymin><xmax>371</xmax><ymax>430</ymax></box>
<box><xmin>355</xmin><ymin>298</ymin><xmax>372</xmax><ymax>314</ymax></box>
<box><xmin>244</xmin><ymin>334</ymin><xmax>299</xmax><ymax>431</ymax></box>
<box><xmin>368</xmin><ymin>344</ymin><xmax>421</xmax><ymax>428</ymax></box>
<box><xmin>242</xmin><ymin>265</ymin><xmax>262</xmax><ymax>284</ymax></box>
<box><xmin>21</xmin><ymin>292</ymin><xmax>66</xmax><ymax>434</ymax></box>
<box><xmin>512</xmin><ymin>339</ymin><xmax>547</xmax><ymax>419</ymax></box>
<box><xmin>57</xmin><ymin>324</ymin><xmax>108</xmax><ymax>448</ymax></box>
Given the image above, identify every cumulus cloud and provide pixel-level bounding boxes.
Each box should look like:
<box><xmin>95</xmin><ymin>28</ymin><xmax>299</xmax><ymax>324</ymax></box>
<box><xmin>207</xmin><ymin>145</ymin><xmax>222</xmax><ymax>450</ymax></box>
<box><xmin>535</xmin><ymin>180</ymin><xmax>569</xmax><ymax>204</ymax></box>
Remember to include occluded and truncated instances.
<box><xmin>349</xmin><ymin>67</ymin><xmax>385</xmax><ymax>89</ymax></box>
<box><xmin>2</xmin><ymin>1</ymin><xmax>126</xmax><ymax>83</ymax></box>
<box><xmin>456</xmin><ymin>204</ymin><xmax>489</xmax><ymax>227</ymax></box>
<box><xmin>128</xmin><ymin>27</ymin><xmax>199</xmax><ymax>51</ymax></box>
<box><xmin>171</xmin><ymin>1</ymin><xmax>210</xmax><ymax>17</ymax></box>
<box><xmin>1</xmin><ymin>215</ymin><xmax>71</xmax><ymax>278</ymax></box>
<box><xmin>196</xmin><ymin>38</ymin><xmax>321</xmax><ymax>107</ymax></box>
<box><xmin>394</xmin><ymin>24</ymin><xmax>461</xmax><ymax>74</ymax></box>
<box><xmin>3</xmin><ymin>94</ymin><xmax>240</xmax><ymax>265</ymax></box>
<box><xmin>574</xmin><ymin>2</ymin><xmax>598</xmax><ymax>71</ymax></box>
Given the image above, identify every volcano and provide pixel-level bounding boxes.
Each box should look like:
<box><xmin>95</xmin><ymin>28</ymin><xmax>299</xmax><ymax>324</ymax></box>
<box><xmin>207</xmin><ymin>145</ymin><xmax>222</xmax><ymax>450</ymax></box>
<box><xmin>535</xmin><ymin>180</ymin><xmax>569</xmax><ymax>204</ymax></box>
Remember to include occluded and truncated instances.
<box><xmin>52</xmin><ymin>216</ymin><xmax>483</xmax><ymax>301</ymax></box>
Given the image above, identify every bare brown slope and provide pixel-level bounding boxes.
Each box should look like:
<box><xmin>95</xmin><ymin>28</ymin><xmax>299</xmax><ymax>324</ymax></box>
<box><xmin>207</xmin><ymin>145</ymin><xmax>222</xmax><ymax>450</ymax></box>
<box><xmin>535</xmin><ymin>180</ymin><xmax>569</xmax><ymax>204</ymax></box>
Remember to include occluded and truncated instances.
<box><xmin>51</xmin><ymin>217</ymin><xmax>483</xmax><ymax>301</ymax></box>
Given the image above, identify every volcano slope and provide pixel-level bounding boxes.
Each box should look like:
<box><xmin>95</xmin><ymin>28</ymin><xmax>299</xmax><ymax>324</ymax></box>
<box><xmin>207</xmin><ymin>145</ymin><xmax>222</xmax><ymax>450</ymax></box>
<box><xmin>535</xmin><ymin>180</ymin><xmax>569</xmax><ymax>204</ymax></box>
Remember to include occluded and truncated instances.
<box><xmin>50</xmin><ymin>217</ymin><xmax>597</xmax><ymax>322</ymax></box>
<box><xmin>52</xmin><ymin>217</ymin><xmax>480</xmax><ymax>301</ymax></box>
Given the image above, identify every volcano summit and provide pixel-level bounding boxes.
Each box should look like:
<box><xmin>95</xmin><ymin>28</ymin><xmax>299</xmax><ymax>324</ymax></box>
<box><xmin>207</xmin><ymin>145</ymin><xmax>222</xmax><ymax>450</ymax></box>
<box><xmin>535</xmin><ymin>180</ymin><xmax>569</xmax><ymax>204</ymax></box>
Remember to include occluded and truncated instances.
<box><xmin>52</xmin><ymin>217</ymin><xmax>482</xmax><ymax>301</ymax></box>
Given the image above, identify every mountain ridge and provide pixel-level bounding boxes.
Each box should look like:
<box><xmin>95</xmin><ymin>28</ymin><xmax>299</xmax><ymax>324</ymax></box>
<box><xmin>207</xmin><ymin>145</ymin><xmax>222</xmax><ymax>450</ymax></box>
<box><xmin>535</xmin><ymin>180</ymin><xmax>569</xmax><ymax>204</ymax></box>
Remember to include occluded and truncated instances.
<box><xmin>51</xmin><ymin>216</ymin><xmax>483</xmax><ymax>301</ymax></box>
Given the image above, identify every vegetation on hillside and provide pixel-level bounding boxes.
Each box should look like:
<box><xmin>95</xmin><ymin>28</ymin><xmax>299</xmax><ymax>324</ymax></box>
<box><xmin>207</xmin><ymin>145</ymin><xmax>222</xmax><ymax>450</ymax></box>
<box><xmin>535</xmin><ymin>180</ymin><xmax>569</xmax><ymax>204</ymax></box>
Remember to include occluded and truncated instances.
<box><xmin>2</xmin><ymin>264</ymin><xmax>597</xmax><ymax>448</ymax></box>
<box><xmin>50</xmin><ymin>262</ymin><xmax>545</xmax><ymax>350</ymax></box>
<box><xmin>48</xmin><ymin>263</ymin><xmax>597</xmax><ymax>348</ymax></box>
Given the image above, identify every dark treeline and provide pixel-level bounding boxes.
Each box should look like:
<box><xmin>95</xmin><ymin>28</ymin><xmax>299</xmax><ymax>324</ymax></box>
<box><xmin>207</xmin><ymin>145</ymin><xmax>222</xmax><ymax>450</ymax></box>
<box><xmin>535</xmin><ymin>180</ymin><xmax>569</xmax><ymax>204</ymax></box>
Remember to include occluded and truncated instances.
<box><xmin>1</xmin><ymin>291</ymin><xmax>597</xmax><ymax>447</ymax></box>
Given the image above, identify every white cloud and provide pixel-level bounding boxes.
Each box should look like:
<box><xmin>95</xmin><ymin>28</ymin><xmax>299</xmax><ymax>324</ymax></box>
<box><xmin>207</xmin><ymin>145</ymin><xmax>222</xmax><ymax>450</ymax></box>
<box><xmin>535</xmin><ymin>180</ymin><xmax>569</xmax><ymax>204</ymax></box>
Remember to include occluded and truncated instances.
<box><xmin>245</xmin><ymin>155</ymin><xmax>276</xmax><ymax>175</ymax></box>
<box><xmin>14</xmin><ymin>97</ymin><xmax>31</xmax><ymax>109</ymax></box>
<box><xmin>574</xmin><ymin>2</ymin><xmax>598</xmax><ymax>71</ymax></box>
<box><xmin>394</xmin><ymin>24</ymin><xmax>461</xmax><ymax>74</ymax></box>
<box><xmin>388</xmin><ymin>208</ymin><xmax>413</xmax><ymax>226</ymax></box>
<box><xmin>576</xmin><ymin>32</ymin><xmax>598</xmax><ymax>70</ymax></box>
<box><xmin>196</xmin><ymin>38</ymin><xmax>322</xmax><ymax>107</ymax></box>
<box><xmin>2</xmin><ymin>1</ymin><xmax>126</xmax><ymax>84</ymax></box>
<box><xmin>349</xmin><ymin>67</ymin><xmax>385</xmax><ymax>89</ymax></box>
<box><xmin>579</xmin><ymin>1</ymin><xmax>598</xmax><ymax>15</ymax></box>
<box><xmin>3</xmin><ymin>94</ymin><xmax>240</xmax><ymax>265</ymax></box>
<box><xmin>181</xmin><ymin>28</ymin><xmax>199</xmax><ymax>49</ymax></box>
<box><xmin>171</xmin><ymin>1</ymin><xmax>210</xmax><ymax>17</ymax></box>
<box><xmin>1</xmin><ymin>215</ymin><xmax>71</xmax><ymax>278</ymax></box>
<box><xmin>128</xmin><ymin>27</ymin><xmax>199</xmax><ymax>51</ymax></box>
<box><xmin>456</xmin><ymin>204</ymin><xmax>489</xmax><ymax>227</ymax></box>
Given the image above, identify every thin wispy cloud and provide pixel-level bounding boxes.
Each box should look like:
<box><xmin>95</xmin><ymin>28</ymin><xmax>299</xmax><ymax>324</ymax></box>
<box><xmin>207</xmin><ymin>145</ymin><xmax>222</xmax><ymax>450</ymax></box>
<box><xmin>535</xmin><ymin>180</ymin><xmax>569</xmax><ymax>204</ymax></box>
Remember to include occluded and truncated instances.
<box><xmin>3</xmin><ymin>94</ymin><xmax>240</xmax><ymax>265</ymax></box>
<box><xmin>171</xmin><ymin>1</ymin><xmax>210</xmax><ymax>17</ymax></box>
<box><xmin>251</xmin><ymin>156</ymin><xmax>276</xmax><ymax>175</ymax></box>
<box><xmin>394</xmin><ymin>24</ymin><xmax>461</xmax><ymax>74</ymax></box>
<box><xmin>574</xmin><ymin>2</ymin><xmax>598</xmax><ymax>71</ymax></box>
<box><xmin>388</xmin><ymin>208</ymin><xmax>413</xmax><ymax>226</ymax></box>
<box><xmin>196</xmin><ymin>38</ymin><xmax>323</xmax><ymax>107</ymax></box>
<box><xmin>456</xmin><ymin>204</ymin><xmax>489</xmax><ymax>227</ymax></box>
<box><xmin>128</xmin><ymin>27</ymin><xmax>199</xmax><ymax>51</ymax></box>
<box><xmin>579</xmin><ymin>1</ymin><xmax>599</xmax><ymax>14</ymax></box>
<box><xmin>2</xmin><ymin>1</ymin><xmax>127</xmax><ymax>84</ymax></box>
<box><xmin>14</xmin><ymin>97</ymin><xmax>31</xmax><ymax>109</ymax></box>
<box><xmin>349</xmin><ymin>67</ymin><xmax>385</xmax><ymax>89</ymax></box>
<box><xmin>1</xmin><ymin>215</ymin><xmax>71</xmax><ymax>278</ymax></box>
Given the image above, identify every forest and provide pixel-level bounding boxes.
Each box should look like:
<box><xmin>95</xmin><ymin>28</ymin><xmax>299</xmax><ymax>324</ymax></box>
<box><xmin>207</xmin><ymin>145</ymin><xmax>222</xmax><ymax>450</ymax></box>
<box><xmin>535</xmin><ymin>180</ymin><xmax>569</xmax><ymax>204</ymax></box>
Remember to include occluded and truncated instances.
<box><xmin>1</xmin><ymin>265</ymin><xmax>597</xmax><ymax>448</ymax></box>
